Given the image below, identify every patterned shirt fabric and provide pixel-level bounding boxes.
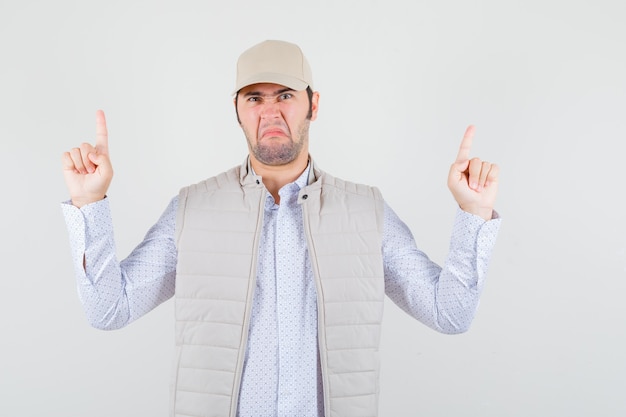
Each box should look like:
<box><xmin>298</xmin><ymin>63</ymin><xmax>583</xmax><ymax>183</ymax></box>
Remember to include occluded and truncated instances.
<box><xmin>238</xmin><ymin>167</ymin><xmax>323</xmax><ymax>416</ymax></box>
<box><xmin>61</xmin><ymin>166</ymin><xmax>501</xmax><ymax>417</ymax></box>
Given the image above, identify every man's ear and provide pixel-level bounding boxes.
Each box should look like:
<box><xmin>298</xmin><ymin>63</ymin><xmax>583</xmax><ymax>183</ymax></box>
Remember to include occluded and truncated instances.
<box><xmin>310</xmin><ymin>91</ymin><xmax>320</xmax><ymax>121</ymax></box>
<box><xmin>234</xmin><ymin>95</ymin><xmax>242</xmax><ymax>125</ymax></box>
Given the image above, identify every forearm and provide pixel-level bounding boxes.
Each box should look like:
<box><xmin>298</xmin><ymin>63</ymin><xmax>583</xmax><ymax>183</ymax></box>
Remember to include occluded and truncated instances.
<box><xmin>61</xmin><ymin>198</ymin><xmax>177</xmax><ymax>330</ymax></box>
<box><xmin>62</xmin><ymin>199</ymin><xmax>130</xmax><ymax>329</ymax></box>
<box><xmin>384</xmin><ymin>206</ymin><xmax>501</xmax><ymax>334</ymax></box>
<box><xmin>437</xmin><ymin>209</ymin><xmax>501</xmax><ymax>331</ymax></box>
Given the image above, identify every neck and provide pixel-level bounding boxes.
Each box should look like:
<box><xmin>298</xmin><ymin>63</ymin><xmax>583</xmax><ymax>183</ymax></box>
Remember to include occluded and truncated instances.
<box><xmin>250</xmin><ymin>153</ymin><xmax>309</xmax><ymax>204</ymax></box>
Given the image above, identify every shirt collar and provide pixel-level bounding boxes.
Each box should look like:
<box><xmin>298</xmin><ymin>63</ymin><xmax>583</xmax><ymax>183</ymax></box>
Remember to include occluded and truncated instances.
<box><xmin>250</xmin><ymin>161</ymin><xmax>311</xmax><ymax>192</ymax></box>
<box><xmin>293</xmin><ymin>162</ymin><xmax>311</xmax><ymax>190</ymax></box>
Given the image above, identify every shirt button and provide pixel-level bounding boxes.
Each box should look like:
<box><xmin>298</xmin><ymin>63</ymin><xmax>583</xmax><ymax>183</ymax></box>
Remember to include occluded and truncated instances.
<box><xmin>302</xmin><ymin>194</ymin><xmax>308</xmax><ymax>200</ymax></box>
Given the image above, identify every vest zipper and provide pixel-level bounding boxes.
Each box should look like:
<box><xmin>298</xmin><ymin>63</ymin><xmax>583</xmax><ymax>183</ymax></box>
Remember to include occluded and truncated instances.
<box><xmin>301</xmin><ymin>199</ymin><xmax>331</xmax><ymax>416</ymax></box>
<box><xmin>229</xmin><ymin>187</ymin><xmax>265</xmax><ymax>416</ymax></box>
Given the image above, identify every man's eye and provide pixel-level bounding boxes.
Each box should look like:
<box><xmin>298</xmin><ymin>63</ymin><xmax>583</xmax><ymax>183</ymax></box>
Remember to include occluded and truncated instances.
<box><xmin>279</xmin><ymin>93</ymin><xmax>293</xmax><ymax>100</ymax></box>
<box><xmin>247</xmin><ymin>97</ymin><xmax>260</xmax><ymax>102</ymax></box>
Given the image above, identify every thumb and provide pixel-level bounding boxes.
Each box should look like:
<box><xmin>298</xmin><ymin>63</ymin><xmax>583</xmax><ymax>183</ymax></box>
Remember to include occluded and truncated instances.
<box><xmin>88</xmin><ymin>151</ymin><xmax>113</xmax><ymax>171</ymax></box>
<box><xmin>453</xmin><ymin>159</ymin><xmax>470</xmax><ymax>173</ymax></box>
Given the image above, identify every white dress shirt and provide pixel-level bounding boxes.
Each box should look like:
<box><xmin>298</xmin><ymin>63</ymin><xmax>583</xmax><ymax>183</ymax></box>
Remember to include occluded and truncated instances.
<box><xmin>61</xmin><ymin>165</ymin><xmax>501</xmax><ymax>417</ymax></box>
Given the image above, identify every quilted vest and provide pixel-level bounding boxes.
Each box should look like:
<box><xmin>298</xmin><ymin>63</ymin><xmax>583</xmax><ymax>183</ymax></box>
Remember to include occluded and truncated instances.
<box><xmin>172</xmin><ymin>159</ymin><xmax>385</xmax><ymax>417</ymax></box>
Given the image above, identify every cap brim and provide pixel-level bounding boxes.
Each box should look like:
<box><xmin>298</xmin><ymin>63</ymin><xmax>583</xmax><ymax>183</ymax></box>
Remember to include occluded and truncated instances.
<box><xmin>233</xmin><ymin>72</ymin><xmax>309</xmax><ymax>95</ymax></box>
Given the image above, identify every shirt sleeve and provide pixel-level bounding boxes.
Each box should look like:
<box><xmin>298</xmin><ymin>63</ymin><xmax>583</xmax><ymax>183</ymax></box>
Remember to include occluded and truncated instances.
<box><xmin>60</xmin><ymin>197</ymin><xmax>178</xmax><ymax>330</ymax></box>
<box><xmin>382</xmin><ymin>203</ymin><xmax>501</xmax><ymax>334</ymax></box>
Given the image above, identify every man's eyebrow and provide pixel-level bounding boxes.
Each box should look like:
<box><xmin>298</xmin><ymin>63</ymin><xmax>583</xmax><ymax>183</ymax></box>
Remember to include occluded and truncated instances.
<box><xmin>274</xmin><ymin>88</ymin><xmax>295</xmax><ymax>95</ymax></box>
<box><xmin>242</xmin><ymin>88</ymin><xmax>295</xmax><ymax>97</ymax></box>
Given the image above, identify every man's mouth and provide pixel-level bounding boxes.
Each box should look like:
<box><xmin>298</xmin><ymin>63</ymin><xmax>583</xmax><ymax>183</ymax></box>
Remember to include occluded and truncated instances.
<box><xmin>260</xmin><ymin>127</ymin><xmax>287</xmax><ymax>139</ymax></box>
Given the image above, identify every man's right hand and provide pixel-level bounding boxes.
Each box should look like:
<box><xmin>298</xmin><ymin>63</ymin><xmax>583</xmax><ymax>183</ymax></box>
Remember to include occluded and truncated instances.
<box><xmin>62</xmin><ymin>110</ymin><xmax>113</xmax><ymax>208</ymax></box>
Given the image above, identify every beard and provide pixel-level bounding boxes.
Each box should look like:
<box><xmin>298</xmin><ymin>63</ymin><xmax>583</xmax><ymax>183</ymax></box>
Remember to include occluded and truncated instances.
<box><xmin>252</xmin><ymin>140</ymin><xmax>304</xmax><ymax>166</ymax></box>
<box><xmin>245</xmin><ymin>119</ymin><xmax>310</xmax><ymax>166</ymax></box>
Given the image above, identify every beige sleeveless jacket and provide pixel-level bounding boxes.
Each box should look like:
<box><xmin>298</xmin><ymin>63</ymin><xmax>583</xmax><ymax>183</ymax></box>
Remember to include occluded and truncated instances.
<box><xmin>172</xmin><ymin>158</ymin><xmax>385</xmax><ymax>417</ymax></box>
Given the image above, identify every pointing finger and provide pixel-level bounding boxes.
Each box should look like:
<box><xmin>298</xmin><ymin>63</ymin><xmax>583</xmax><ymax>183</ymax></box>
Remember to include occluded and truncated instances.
<box><xmin>95</xmin><ymin>109</ymin><xmax>108</xmax><ymax>154</ymax></box>
<box><xmin>456</xmin><ymin>125</ymin><xmax>475</xmax><ymax>163</ymax></box>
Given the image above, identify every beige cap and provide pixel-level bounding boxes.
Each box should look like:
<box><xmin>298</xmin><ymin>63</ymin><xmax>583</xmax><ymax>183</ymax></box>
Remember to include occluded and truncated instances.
<box><xmin>234</xmin><ymin>40</ymin><xmax>313</xmax><ymax>94</ymax></box>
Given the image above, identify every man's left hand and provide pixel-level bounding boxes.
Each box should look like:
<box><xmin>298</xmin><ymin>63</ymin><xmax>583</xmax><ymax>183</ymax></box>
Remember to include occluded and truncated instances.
<box><xmin>447</xmin><ymin>125</ymin><xmax>499</xmax><ymax>221</ymax></box>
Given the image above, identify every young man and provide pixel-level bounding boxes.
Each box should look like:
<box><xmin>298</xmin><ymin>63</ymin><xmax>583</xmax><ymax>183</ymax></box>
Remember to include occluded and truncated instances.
<box><xmin>61</xmin><ymin>40</ymin><xmax>501</xmax><ymax>417</ymax></box>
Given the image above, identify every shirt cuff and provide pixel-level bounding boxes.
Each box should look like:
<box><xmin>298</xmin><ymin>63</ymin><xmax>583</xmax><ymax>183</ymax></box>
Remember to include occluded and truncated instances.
<box><xmin>61</xmin><ymin>198</ymin><xmax>115</xmax><ymax>280</ymax></box>
<box><xmin>450</xmin><ymin>208</ymin><xmax>502</xmax><ymax>287</ymax></box>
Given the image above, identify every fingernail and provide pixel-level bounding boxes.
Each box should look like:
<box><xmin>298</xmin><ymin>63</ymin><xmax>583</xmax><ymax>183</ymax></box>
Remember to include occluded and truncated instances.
<box><xmin>471</xmin><ymin>182</ymin><xmax>478</xmax><ymax>190</ymax></box>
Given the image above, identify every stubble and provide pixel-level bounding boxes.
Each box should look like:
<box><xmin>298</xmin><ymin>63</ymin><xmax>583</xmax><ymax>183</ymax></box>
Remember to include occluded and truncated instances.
<box><xmin>244</xmin><ymin>119</ymin><xmax>310</xmax><ymax>166</ymax></box>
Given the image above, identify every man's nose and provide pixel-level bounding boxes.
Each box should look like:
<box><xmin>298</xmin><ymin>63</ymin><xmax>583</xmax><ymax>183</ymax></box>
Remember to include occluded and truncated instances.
<box><xmin>260</xmin><ymin>101</ymin><xmax>280</xmax><ymax>118</ymax></box>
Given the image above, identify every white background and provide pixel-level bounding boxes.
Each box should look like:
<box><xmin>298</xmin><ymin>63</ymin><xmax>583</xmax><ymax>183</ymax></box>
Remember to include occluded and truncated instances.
<box><xmin>1</xmin><ymin>0</ymin><xmax>625</xmax><ymax>416</ymax></box>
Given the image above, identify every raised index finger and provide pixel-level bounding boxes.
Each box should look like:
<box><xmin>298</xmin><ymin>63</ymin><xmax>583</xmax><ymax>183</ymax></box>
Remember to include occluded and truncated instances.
<box><xmin>456</xmin><ymin>125</ymin><xmax>475</xmax><ymax>162</ymax></box>
<box><xmin>95</xmin><ymin>109</ymin><xmax>108</xmax><ymax>154</ymax></box>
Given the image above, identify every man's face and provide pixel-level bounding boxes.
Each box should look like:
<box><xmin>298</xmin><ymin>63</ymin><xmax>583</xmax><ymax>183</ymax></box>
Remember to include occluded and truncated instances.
<box><xmin>235</xmin><ymin>83</ymin><xmax>319</xmax><ymax>167</ymax></box>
